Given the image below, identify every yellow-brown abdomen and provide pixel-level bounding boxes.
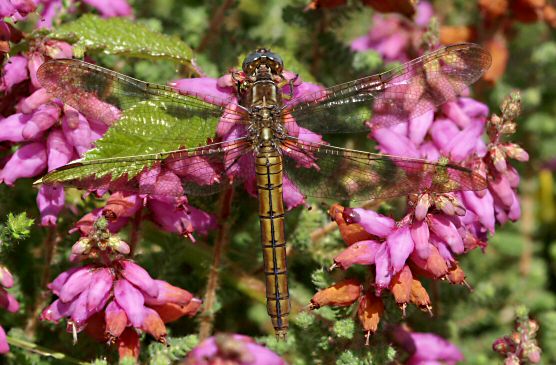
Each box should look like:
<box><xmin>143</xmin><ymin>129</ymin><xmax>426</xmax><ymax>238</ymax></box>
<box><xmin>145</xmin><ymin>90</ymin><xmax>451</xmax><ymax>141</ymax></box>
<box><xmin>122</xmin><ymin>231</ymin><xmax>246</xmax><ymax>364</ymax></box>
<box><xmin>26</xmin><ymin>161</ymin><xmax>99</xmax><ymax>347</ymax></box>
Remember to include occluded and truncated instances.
<box><xmin>255</xmin><ymin>144</ymin><xmax>290</xmax><ymax>339</ymax></box>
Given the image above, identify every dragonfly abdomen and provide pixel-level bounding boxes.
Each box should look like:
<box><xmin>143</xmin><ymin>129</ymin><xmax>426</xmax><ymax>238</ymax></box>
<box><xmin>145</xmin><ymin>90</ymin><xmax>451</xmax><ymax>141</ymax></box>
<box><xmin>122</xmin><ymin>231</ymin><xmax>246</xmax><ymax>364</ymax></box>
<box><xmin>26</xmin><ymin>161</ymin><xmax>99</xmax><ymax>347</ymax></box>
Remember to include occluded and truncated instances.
<box><xmin>255</xmin><ymin>144</ymin><xmax>290</xmax><ymax>339</ymax></box>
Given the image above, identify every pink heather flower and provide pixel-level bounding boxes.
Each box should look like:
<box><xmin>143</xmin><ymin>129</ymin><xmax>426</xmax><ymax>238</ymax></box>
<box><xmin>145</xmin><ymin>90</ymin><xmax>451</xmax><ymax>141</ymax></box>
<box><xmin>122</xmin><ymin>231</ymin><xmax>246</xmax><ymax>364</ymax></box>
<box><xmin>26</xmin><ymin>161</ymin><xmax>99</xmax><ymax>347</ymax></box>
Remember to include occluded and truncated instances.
<box><xmin>0</xmin><ymin>0</ymin><xmax>37</xmax><ymax>18</ymax></box>
<box><xmin>332</xmin><ymin>240</ymin><xmax>381</xmax><ymax>270</ymax></box>
<box><xmin>46</xmin><ymin>128</ymin><xmax>74</xmax><ymax>171</ymax></box>
<box><xmin>184</xmin><ymin>334</ymin><xmax>287</xmax><ymax>365</ymax></box>
<box><xmin>147</xmin><ymin>196</ymin><xmax>217</xmax><ymax>240</ymax></box>
<box><xmin>1</xmin><ymin>55</ymin><xmax>28</xmax><ymax>92</ymax></box>
<box><xmin>0</xmin><ymin>113</ymin><xmax>31</xmax><ymax>142</ymax></box>
<box><xmin>36</xmin><ymin>184</ymin><xmax>65</xmax><ymax>226</ymax></box>
<box><xmin>390</xmin><ymin>326</ymin><xmax>464</xmax><ymax>365</ymax></box>
<box><xmin>387</xmin><ymin>225</ymin><xmax>415</xmax><ymax>273</ymax></box>
<box><xmin>347</xmin><ymin>207</ymin><xmax>395</xmax><ymax>237</ymax></box>
<box><xmin>0</xmin><ymin>266</ymin><xmax>20</xmax><ymax>354</ymax></box>
<box><xmin>350</xmin><ymin>1</ymin><xmax>433</xmax><ymax>62</ymax></box>
<box><xmin>0</xmin><ymin>141</ymin><xmax>46</xmax><ymax>185</ymax></box>
<box><xmin>62</xmin><ymin>105</ymin><xmax>94</xmax><ymax>156</ymax></box>
<box><xmin>22</xmin><ymin>102</ymin><xmax>61</xmax><ymax>140</ymax></box>
<box><xmin>82</xmin><ymin>0</ymin><xmax>132</xmax><ymax>17</ymax></box>
<box><xmin>42</xmin><ymin>260</ymin><xmax>200</xmax><ymax>344</ymax></box>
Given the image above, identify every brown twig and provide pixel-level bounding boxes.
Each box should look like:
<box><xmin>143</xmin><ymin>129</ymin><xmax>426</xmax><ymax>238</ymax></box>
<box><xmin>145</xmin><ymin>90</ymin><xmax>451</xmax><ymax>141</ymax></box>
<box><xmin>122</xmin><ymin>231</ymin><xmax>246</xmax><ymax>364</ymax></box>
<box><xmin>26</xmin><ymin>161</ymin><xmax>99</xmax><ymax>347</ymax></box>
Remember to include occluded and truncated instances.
<box><xmin>196</xmin><ymin>0</ymin><xmax>235</xmax><ymax>53</ymax></box>
<box><xmin>25</xmin><ymin>226</ymin><xmax>60</xmax><ymax>337</ymax></box>
<box><xmin>198</xmin><ymin>188</ymin><xmax>234</xmax><ymax>340</ymax></box>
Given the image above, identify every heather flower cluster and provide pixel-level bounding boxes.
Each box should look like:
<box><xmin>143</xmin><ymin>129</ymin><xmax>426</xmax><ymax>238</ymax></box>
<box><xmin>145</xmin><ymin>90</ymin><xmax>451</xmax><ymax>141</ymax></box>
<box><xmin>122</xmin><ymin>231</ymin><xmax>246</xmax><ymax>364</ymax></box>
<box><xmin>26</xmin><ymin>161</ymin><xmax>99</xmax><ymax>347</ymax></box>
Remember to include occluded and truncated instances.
<box><xmin>306</xmin><ymin>4</ymin><xmax>528</xmax><ymax>349</ymax></box>
<box><xmin>0</xmin><ymin>0</ymin><xmax>131</xmax><ymax>27</ymax></box>
<box><xmin>41</xmin><ymin>217</ymin><xmax>201</xmax><ymax>360</ymax></box>
<box><xmin>492</xmin><ymin>310</ymin><xmax>542</xmax><ymax>365</ymax></box>
<box><xmin>310</xmin><ymin>92</ymin><xmax>526</xmax><ymax>342</ymax></box>
<box><xmin>0</xmin><ymin>0</ymin><xmax>131</xmax><ymax>228</ymax></box>
<box><xmin>351</xmin><ymin>0</ymin><xmax>434</xmax><ymax>62</ymax></box>
<box><xmin>184</xmin><ymin>334</ymin><xmax>286</xmax><ymax>365</ymax></box>
<box><xmin>0</xmin><ymin>266</ymin><xmax>19</xmax><ymax>354</ymax></box>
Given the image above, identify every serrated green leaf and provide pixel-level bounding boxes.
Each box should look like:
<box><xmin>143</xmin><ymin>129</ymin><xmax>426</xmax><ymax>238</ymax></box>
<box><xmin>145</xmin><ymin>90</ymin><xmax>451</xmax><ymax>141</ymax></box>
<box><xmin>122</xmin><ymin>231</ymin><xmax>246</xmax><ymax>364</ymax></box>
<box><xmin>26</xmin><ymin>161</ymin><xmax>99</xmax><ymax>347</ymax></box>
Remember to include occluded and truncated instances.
<box><xmin>50</xmin><ymin>14</ymin><xmax>194</xmax><ymax>65</ymax></box>
<box><xmin>43</xmin><ymin>98</ymin><xmax>219</xmax><ymax>183</ymax></box>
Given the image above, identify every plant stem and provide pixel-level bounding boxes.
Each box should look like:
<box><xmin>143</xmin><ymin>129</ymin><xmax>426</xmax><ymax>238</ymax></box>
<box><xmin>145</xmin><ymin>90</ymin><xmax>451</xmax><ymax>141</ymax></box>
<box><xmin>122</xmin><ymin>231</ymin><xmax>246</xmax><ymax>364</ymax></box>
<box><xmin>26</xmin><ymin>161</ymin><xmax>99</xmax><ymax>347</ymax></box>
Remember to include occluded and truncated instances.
<box><xmin>128</xmin><ymin>207</ymin><xmax>143</xmax><ymax>255</ymax></box>
<box><xmin>196</xmin><ymin>0</ymin><xmax>235</xmax><ymax>53</ymax></box>
<box><xmin>25</xmin><ymin>226</ymin><xmax>59</xmax><ymax>337</ymax></box>
<box><xmin>7</xmin><ymin>336</ymin><xmax>88</xmax><ymax>364</ymax></box>
<box><xmin>198</xmin><ymin>188</ymin><xmax>234</xmax><ymax>340</ymax></box>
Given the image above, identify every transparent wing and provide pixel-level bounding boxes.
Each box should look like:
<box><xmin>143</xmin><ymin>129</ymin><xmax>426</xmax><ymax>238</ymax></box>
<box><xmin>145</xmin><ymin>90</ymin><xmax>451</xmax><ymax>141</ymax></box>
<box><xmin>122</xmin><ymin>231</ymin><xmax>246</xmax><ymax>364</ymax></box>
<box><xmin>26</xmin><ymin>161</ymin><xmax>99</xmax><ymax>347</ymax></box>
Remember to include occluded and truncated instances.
<box><xmin>37</xmin><ymin>59</ymin><xmax>248</xmax><ymax>147</ymax></box>
<box><xmin>282</xmin><ymin>43</ymin><xmax>491</xmax><ymax>134</ymax></box>
<box><xmin>38</xmin><ymin>139</ymin><xmax>254</xmax><ymax>197</ymax></box>
<box><xmin>281</xmin><ymin>138</ymin><xmax>486</xmax><ymax>201</ymax></box>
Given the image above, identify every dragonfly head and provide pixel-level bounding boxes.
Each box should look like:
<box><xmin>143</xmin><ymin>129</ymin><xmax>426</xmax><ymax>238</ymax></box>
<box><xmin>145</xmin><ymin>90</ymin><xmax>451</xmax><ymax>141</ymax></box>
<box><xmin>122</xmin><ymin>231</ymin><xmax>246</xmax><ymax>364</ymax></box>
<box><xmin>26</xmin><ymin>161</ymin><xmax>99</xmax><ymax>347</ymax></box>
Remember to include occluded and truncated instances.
<box><xmin>242</xmin><ymin>48</ymin><xmax>284</xmax><ymax>76</ymax></box>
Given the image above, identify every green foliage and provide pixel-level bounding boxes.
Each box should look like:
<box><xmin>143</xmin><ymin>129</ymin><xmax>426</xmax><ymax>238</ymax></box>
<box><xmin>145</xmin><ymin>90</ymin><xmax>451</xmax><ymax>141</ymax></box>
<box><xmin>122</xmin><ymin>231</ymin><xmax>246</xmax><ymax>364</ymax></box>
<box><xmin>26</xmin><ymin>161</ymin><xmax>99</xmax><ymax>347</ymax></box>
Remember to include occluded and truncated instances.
<box><xmin>0</xmin><ymin>213</ymin><xmax>33</xmax><ymax>252</ymax></box>
<box><xmin>2</xmin><ymin>0</ymin><xmax>556</xmax><ymax>364</ymax></box>
<box><xmin>49</xmin><ymin>14</ymin><xmax>194</xmax><ymax>66</ymax></box>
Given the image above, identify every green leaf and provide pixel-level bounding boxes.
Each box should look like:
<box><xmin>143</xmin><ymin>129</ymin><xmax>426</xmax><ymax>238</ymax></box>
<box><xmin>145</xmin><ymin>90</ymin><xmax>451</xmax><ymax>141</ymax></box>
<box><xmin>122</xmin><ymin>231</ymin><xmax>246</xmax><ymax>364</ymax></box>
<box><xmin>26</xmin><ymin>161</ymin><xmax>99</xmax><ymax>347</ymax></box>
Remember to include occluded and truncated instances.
<box><xmin>49</xmin><ymin>14</ymin><xmax>194</xmax><ymax>65</ymax></box>
<box><xmin>6</xmin><ymin>213</ymin><xmax>33</xmax><ymax>240</ymax></box>
<box><xmin>43</xmin><ymin>98</ymin><xmax>219</xmax><ymax>183</ymax></box>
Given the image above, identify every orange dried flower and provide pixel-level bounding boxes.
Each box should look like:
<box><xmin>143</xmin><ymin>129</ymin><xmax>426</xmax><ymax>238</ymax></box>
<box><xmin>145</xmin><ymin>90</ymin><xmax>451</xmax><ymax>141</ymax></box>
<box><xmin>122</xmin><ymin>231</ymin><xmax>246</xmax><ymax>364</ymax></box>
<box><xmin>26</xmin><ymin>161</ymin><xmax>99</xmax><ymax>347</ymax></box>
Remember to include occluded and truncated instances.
<box><xmin>410</xmin><ymin>245</ymin><xmax>449</xmax><ymax>279</ymax></box>
<box><xmin>484</xmin><ymin>39</ymin><xmax>508</xmax><ymax>83</ymax></box>
<box><xmin>439</xmin><ymin>26</ymin><xmax>476</xmax><ymax>44</ymax></box>
<box><xmin>389</xmin><ymin>265</ymin><xmax>413</xmax><ymax>312</ymax></box>
<box><xmin>309</xmin><ymin>278</ymin><xmax>361</xmax><ymax>309</ymax></box>
<box><xmin>446</xmin><ymin>262</ymin><xmax>467</xmax><ymax>285</ymax></box>
<box><xmin>357</xmin><ymin>291</ymin><xmax>385</xmax><ymax>345</ymax></box>
<box><xmin>479</xmin><ymin>0</ymin><xmax>509</xmax><ymax>18</ymax></box>
<box><xmin>409</xmin><ymin>278</ymin><xmax>432</xmax><ymax>314</ymax></box>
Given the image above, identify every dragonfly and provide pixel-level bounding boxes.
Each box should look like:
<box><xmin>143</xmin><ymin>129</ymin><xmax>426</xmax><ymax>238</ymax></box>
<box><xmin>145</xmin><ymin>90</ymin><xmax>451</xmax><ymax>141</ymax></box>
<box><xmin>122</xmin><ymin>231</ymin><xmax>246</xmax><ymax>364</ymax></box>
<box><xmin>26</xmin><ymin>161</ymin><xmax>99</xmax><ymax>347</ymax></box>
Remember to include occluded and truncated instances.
<box><xmin>36</xmin><ymin>43</ymin><xmax>491</xmax><ymax>339</ymax></box>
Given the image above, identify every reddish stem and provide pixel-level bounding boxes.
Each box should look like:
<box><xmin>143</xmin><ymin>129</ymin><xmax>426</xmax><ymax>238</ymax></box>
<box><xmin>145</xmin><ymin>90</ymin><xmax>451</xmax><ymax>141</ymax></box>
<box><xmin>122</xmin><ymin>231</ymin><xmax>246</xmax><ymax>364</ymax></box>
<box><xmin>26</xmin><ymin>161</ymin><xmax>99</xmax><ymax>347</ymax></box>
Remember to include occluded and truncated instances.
<box><xmin>198</xmin><ymin>188</ymin><xmax>234</xmax><ymax>340</ymax></box>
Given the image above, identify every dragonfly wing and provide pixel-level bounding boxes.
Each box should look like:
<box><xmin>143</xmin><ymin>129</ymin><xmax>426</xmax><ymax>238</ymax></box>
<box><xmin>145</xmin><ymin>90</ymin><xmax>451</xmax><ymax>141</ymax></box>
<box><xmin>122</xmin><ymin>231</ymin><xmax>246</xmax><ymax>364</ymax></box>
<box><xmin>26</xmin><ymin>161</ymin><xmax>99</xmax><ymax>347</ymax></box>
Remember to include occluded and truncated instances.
<box><xmin>282</xmin><ymin>43</ymin><xmax>491</xmax><ymax>134</ymax></box>
<box><xmin>38</xmin><ymin>139</ymin><xmax>254</xmax><ymax>197</ymax></box>
<box><xmin>37</xmin><ymin>59</ymin><xmax>247</xmax><ymax>146</ymax></box>
<box><xmin>281</xmin><ymin>138</ymin><xmax>486</xmax><ymax>201</ymax></box>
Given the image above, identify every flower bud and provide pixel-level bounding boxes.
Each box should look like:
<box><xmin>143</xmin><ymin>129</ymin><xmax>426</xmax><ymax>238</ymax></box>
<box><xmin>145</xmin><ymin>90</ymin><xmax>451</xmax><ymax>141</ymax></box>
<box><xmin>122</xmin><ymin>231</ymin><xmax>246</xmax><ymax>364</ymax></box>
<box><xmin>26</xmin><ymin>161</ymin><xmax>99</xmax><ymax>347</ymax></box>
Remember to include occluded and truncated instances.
<box><xmin>490</xmin><ymin>146</ymin><xmax>507</xmax><ymax>172</ymax></box>
<box><xmin>500</xmin><ymin>143</ymin><xmax>529</xmax><ymax>162</ymax></box>
<box><xmin>309</xmin><ymin>278</ymin><xmax>361</xmax><ymax>310</ymax></box>
<box><xmin>71</xmin><ymin>238</ymin><xmax>91</xmax><ymax>256</ymax></box>
<box><xmin>108</xmin><ymin>236</ymin><xmax>130</xmax><ymax>255</ymax></box>
<box><xmin>0</xmin><ymin>267</ymin><xmax>14</xmax><ymax>289</ymax></box>
<box><xmin>415</xmin><ymin>194</ymin><xmax>431</xmax><ymax>221</ymax></box>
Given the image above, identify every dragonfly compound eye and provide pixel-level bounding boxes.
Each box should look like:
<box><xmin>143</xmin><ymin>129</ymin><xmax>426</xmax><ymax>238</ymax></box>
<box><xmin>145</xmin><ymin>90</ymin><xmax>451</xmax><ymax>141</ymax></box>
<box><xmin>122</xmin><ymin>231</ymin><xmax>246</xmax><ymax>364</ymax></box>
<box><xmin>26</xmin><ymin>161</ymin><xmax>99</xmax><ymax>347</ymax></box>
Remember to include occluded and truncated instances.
<box><xmin>242</xmin><ymin>49</ymin><xmax>284</xmax><ymax>75</ymax></box>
